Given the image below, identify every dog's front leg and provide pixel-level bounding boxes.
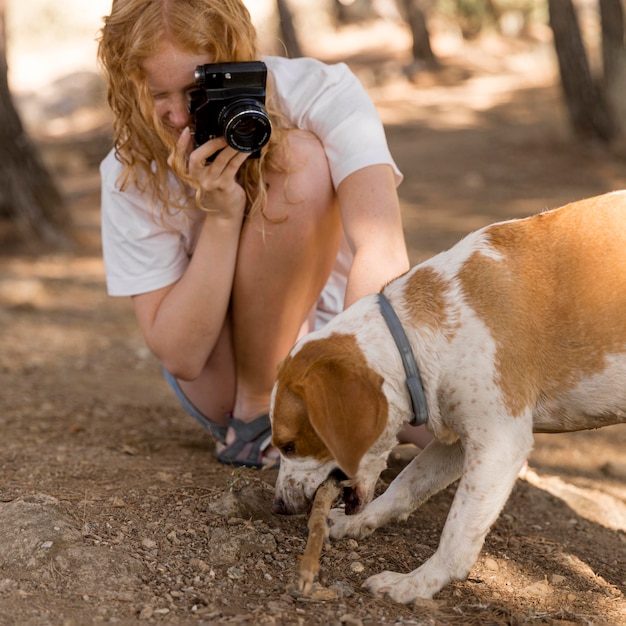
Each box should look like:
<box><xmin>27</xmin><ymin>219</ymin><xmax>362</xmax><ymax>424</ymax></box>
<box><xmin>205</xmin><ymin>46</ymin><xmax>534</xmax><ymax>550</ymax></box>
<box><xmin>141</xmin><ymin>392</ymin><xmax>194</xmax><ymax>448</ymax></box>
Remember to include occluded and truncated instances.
<box><xmin>329</xmin><ymin>439</ymin><xmax>465</xmax><ymax>540</ymax></box>
<box><xmin>363</xmin><ymin>419</ymin><xmax>533</xmax><ymax>602</ymax></box>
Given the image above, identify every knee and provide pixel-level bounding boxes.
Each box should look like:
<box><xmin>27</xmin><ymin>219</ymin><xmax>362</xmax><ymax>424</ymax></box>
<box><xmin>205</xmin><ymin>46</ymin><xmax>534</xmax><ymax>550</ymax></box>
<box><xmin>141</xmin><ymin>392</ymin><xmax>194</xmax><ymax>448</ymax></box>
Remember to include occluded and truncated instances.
<box><xmin>275</xmin><ymin>130</ymin><xmax>337</xmax><ymax>221</ymax></box>
<box><xmin>256</xmin><ymin>133</ymin><xmax>340</xmax><ymax>258</ymax></box>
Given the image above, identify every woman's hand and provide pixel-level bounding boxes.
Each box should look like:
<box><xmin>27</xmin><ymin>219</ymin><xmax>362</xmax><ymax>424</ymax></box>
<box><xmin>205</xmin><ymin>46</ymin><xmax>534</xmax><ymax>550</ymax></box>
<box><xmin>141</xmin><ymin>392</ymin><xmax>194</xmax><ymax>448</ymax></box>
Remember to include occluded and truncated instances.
<box><xmin>175</xmin><ymin>127</ymin><xmax>250</xmax><ymax>220</ymax></box>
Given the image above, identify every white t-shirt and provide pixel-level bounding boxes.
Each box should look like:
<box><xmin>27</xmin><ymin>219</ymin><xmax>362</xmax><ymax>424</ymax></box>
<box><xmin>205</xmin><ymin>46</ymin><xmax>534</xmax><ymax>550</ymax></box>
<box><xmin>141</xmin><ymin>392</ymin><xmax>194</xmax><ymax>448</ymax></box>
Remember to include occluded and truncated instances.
<box><xmin>101</xmin><ymin>56</ymin><xmax>402</xmax><ymax>328</ymax></box>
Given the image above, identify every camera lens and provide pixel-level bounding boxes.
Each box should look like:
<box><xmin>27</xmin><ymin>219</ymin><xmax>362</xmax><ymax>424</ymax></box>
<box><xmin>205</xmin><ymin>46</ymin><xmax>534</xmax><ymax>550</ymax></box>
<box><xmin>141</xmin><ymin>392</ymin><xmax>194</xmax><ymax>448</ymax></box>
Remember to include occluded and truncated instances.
<box><xmin>220</xmin><ymin>99</ymin><xmax>272</xmax><ymax>153</ymax></box>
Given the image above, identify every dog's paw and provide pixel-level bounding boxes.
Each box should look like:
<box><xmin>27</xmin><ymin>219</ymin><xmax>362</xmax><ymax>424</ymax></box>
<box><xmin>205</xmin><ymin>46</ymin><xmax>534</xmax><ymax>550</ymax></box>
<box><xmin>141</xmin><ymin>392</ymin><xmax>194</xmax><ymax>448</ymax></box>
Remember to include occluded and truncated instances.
<box><xmin>327</xmin><ymin>508</ymin><xmax>376</xmax><ymax>540</ymax></box>
<box><xmin>363</xmin><ymin>569</ymin><xmax>440</xmax><ymax>603</ymax></box>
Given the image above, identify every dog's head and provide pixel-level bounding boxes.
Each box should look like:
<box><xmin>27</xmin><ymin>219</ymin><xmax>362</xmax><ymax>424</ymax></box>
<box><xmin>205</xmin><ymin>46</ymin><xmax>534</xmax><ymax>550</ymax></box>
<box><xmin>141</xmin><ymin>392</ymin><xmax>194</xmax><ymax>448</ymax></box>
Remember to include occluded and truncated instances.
<box><xmin>270</xmin><ymin>332</ymin><xmax>393</xmax><ymax>516</ymax></box>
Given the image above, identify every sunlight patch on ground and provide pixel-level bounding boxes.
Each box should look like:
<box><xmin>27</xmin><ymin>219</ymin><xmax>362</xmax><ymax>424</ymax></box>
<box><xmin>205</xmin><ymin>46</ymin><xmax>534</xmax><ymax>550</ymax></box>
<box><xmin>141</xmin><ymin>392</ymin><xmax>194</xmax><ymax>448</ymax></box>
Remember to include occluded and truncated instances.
<box><xmin>377</xmin><ymin>62</ymin><xmax>557</xmax><ymax>129</ymax></box>
<box><xmin>522</xmin><ymin>468</ymin><xmax>626</xmax><ymax>532</ymax></box>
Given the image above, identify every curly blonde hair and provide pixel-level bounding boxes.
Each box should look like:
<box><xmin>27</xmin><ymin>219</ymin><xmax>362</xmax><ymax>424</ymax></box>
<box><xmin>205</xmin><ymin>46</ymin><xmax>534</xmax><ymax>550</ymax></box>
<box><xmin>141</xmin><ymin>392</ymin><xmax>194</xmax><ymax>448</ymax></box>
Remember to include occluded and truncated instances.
<box><xmin>98</xmin><ymin>0</ymin><xmax>288</xmax><ymax>220</ymax></box>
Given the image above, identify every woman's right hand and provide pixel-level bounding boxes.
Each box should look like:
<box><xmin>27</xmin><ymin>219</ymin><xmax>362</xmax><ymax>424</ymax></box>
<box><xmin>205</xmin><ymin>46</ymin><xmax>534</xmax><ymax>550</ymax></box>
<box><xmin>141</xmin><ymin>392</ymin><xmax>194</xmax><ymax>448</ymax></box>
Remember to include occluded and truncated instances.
<box><xmin>136</xmin><ymin>128</ymin><xmax>251</xmax><ymax>380</ymax></box>
<box><xmin>176</xmin><ymin>127</ymin><xmax>250</xmax><ymax>221</ymax></box>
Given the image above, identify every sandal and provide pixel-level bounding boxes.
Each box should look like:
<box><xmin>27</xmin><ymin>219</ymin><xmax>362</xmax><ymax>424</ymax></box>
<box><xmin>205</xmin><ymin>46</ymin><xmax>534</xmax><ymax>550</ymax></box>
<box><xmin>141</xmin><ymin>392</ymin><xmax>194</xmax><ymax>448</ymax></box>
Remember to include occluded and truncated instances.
<box><xmin>217</xmin><ymin>413</ymin><xmax>279</xmax><ymax>469</ymax></box>
<box><xmin>208</xmin><ymin>421</ymin><xmax>228</xmax><ymax>444</ymax></box>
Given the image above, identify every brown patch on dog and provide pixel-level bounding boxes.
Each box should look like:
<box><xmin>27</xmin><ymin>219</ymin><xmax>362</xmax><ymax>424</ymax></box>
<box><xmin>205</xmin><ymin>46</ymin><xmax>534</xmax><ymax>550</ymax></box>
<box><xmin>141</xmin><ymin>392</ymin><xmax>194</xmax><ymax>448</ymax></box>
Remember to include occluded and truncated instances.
<box><xmin>272</xmin><ymin>333</ymin><xmax>388</xmax><ymax>477</ymax></box>
<box><xmin>272</xmin><ymin>376</ymin><xmax>333</xmax><ymax>462</ymax></box>
<box><xmin>458</xmin><ymin>194</ymin><xmax>626</xmax><ymax>416</ymax></box>
<box><xmin>404</xmin><ymin>267</ymin><xmax>458</xmax><ymax>339</ymax></box>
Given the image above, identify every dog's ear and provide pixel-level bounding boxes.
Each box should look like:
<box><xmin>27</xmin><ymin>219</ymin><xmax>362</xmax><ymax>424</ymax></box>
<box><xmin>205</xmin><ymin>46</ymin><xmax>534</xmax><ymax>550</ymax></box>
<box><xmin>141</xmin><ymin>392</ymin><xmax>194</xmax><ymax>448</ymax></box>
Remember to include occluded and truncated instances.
<box><xmin>294</xmin><ymin>355</ymin><xmax>388</xmax><ymax>477</ymax></box>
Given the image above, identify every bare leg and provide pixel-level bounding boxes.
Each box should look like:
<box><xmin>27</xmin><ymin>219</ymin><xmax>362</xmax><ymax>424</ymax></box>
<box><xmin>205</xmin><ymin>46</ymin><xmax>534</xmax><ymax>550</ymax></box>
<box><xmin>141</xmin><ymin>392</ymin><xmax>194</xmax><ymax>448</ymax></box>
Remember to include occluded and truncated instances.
<box><xmin>231</xmin><ymin>131</ymin><xmax>341</xmax><ymax>421</ymax></box>
<box><xmin>398</xmin><ymin>423</ymin><xmax>433</xmax><ymax>448</ymax></box>
<box><xmin>177</xmin><ymin>131</ymin><xmax>341</xmax><ymax>455</ymax></box>
<box><xmin>177</xmin><ymin>316</ymin><xmax>235</xmax><ymax>426</ymax></box>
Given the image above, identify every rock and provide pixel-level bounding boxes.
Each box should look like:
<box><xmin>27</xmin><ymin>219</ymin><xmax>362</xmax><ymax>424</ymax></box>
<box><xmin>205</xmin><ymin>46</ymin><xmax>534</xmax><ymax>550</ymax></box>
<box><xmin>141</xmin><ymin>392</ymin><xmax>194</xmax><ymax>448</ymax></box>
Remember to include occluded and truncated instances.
<box><xmin>522</xmin><ymin>579</ymin><xmax>553</xmax><ymax>596</ymax></box>
<box><xmin>601</xmin><ymin>461</ymin><xmax>626</xmax><ymax>481</ymax></box>
<box><xmin>0</xmin><ymin>494</ymin><xmax>144</xmax><ymax>597</ymax></box>
<box><xmin>207</xmin><ymin>527</ymin><xmax>277</xmax><ymax>566</ymax></box>
<box><xmin>340</xmin><ymin>613</ymin><xmax>363</xmax><ymax>626</ymax></box>
<box><xmin>206</xmin><ymin>478</ymin><xmax>276</xmax><ymax>524</ymax></box>
<box><xmin>483</xmin><ymin>557</ymin><xmax>499</xmax><ymax>571</ymax></box>
<box><xmin>549</xmin><ymin>574</ymin><xmax>567</xmax><ymax>585</ymax></box>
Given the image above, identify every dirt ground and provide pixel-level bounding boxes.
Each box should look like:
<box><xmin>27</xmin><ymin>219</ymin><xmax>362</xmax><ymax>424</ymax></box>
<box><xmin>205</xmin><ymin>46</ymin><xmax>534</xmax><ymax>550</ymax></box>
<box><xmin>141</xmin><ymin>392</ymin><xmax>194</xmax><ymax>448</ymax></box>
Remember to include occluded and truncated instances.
<box><xmin>1</xmin><ymin>28</ymin><xmax>625</xmax><ymax>626</ymax></box>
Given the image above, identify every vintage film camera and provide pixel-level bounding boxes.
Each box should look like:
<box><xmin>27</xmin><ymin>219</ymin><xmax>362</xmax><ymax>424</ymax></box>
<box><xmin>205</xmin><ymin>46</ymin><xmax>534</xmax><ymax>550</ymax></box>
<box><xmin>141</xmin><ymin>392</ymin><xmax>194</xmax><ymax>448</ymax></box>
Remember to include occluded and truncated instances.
<box><xmin>189</xmin><ymin>61</ymin><xmax>272</xmax><ymax>160</ymax></box>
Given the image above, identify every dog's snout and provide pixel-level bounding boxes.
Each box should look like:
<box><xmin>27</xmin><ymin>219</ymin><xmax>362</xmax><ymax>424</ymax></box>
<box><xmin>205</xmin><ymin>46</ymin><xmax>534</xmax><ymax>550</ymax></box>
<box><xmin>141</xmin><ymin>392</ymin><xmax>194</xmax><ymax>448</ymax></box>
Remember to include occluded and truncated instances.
<box><xmin>272</xmin><ymin>498</ymin><xmax>289</xmax><ymax>515</ymax></box>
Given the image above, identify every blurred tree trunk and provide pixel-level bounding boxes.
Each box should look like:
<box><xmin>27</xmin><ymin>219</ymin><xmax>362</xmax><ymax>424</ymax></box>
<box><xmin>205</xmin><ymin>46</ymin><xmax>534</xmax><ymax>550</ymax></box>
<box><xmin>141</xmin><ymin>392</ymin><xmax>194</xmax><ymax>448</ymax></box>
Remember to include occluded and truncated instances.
<box><xmin>599</xmin><ymin>0</ymin><xmax>626</xmax><ymax>140</ymax></box>
<box><xmin>0</xmin><ymin>0</ymin><xmax>70</xmax><ymax>246</ymax></box>
<box><xmin>547</xmin><ymin>0</ymin><xmax>616</xmax><ymax>142</ymax></box>
<box><xmin>398</xmin><ymin>0</ymin><xmax>437</xmax><ymax>69</ymax></box>
<box><xmin>276</xmin><ymin>0</ymin><xmax>302</xmax><ymax>58</ymax></box>
<box><xmin>599</xmin><ymin>0</ymin><xmax>624</xmax><ymax>84</ymax></box>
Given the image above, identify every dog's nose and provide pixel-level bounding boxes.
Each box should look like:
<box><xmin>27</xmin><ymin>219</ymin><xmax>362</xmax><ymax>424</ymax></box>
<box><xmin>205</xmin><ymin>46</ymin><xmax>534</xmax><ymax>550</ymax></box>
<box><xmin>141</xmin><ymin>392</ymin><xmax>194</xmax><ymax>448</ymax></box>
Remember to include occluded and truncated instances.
<box><xmin>272</xmin><ymin>499</ymin><xmax>288</xmax><ymax>515</ymax></box>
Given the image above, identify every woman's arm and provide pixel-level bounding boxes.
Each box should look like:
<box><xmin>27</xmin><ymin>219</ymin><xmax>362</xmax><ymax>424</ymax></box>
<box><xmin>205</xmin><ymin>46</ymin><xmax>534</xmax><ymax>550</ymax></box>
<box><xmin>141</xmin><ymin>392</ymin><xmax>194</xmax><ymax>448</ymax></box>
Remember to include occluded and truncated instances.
<box><xmin>267</xmin><ymin>57</ymin><xmax>409</xmax><ymax>302</ymax></box>
<box><xmin>132</xmin><ymin>208</ymin><xmax>242</xmax><ymax>380</ymax></box>
<box><xmin>131</xmin><ymin>130</ymin><xmax>250</xmax><ymax>380</ymax></box>
<box><xmin>338</xmin><ymin>164</ymin><xmax>410</xmax><ymax>307</ymax></box>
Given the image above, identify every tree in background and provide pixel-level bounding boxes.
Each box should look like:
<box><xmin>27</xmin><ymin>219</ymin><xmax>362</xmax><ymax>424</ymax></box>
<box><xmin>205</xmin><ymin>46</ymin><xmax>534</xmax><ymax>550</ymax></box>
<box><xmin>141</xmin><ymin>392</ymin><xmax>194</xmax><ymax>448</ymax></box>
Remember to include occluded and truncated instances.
<box><xmin>334</xmin><ymin>0</ymin><xmax>626</xmax><ymax>143</ymax></box>
<box><xmin>276</xmin><ymin>0</ymin><xmax>303</xmax><ymax>57</ymax></box>
<box><xmin>0</xmin><ymin>0</ymin><xmax>69</xmax><ymax>246</ymax></box>
<box><xmin>331</xmin><ymin>0</ymin><xmax>437</xmax><ymax>71</ymax></box>
<box><xmin>548</xmin><ymin>0</ymin><xmax>623</xmax><ymax>142</ymax></box>
<box><xmin>398</xmin><ymin>0</ymin><xmax>438</xmax><ymax>71</ymax></box>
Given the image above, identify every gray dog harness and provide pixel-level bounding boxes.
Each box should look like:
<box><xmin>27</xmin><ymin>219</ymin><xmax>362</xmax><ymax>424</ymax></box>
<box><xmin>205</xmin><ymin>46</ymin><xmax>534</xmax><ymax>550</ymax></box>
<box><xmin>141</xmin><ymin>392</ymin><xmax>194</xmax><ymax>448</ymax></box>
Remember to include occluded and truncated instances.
<box><xmin>377</xmin><ymin>293</ymin><xmax>429</xmax><ymax>426</ymax></box>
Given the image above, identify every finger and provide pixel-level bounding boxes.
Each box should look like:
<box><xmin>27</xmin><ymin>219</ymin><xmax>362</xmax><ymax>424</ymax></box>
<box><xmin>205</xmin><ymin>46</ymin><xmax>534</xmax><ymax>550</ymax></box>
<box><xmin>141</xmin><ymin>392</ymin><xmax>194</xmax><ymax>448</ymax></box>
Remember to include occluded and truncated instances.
<box><xmin>177</xmin><ymin>126</ymin><xmax>192</xmax><ymax>152</ymax></box>
<box><xmin>168</xmin><ymin>127</ymin><xmax>192</xmax><ymax>169</ymax></box>
<box><xmin>203</xmin><ymin>149</ymin><xmax>250</xmax><ymax>183</ymax></box>
<box><xmin>189</xmin><ymin>137</ymin><xmax>228</xmax><ymax>169</ymax></box>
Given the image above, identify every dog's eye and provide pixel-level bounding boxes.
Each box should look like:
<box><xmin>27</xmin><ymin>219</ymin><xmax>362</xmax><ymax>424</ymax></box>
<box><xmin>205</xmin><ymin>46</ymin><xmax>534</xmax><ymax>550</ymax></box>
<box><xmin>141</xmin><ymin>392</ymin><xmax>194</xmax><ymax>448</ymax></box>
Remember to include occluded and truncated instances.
<box><xmin>281</xmin><ymin>442</ymin><xmax>296</xmax><ymax>455</ymax></box>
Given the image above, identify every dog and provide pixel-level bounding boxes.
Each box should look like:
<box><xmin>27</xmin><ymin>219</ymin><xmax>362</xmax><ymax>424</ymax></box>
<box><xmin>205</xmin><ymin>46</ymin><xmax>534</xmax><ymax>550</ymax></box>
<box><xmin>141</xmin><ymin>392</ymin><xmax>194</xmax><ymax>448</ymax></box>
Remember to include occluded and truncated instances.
<box><xmin>270</xmin><ymin>191</ymin><xmax>626</xmax><ymax>603</ymax></box>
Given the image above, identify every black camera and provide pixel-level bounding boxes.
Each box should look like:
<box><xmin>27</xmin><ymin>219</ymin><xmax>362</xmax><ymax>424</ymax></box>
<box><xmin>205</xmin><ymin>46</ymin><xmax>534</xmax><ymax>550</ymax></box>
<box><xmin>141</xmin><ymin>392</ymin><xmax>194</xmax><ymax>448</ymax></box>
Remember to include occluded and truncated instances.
<box><xmin>189</xmin><ymin>61</ymin><xmax>272</xmax><ymax>159</ymax></box>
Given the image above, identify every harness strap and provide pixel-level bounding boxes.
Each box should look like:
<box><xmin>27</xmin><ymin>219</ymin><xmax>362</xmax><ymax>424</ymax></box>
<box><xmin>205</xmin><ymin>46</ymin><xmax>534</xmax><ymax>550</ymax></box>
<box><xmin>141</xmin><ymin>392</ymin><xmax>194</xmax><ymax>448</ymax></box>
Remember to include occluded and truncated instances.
<box><xmin>377</xmin><ymin>293</ymin><xmax>428</xmax><ymax>426</ymax></box>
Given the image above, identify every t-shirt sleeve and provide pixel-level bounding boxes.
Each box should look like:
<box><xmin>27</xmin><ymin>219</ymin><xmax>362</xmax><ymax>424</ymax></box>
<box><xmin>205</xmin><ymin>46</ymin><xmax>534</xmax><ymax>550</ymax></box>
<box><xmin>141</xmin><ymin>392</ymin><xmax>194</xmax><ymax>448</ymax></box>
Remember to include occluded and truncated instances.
<box><xmin>100</xmin><ymin>151</ymin><xmax>191</xmax><ymax>297</ymax></box>
<box><xmin>265</xmin><ymin>56</ymin><xmax>402</xmax><ymax>189</ymax></box>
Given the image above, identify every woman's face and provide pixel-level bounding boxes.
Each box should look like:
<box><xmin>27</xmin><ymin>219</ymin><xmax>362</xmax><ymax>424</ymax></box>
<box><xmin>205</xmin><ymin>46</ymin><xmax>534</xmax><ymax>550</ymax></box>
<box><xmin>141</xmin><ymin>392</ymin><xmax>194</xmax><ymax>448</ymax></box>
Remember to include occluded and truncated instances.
<box><xmin>142</xmin><ymin>39</ymin><xmax>212</xmax><ymax>139</ymax></box>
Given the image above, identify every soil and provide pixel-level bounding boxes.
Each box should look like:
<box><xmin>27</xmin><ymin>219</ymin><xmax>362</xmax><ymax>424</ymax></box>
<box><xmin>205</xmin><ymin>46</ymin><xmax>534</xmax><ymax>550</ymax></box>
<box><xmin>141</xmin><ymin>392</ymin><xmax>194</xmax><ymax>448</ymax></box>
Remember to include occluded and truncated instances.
<box><xmin>1</xmin><ymin>29</ymin><xmax>625</xmax><ymax>626</ymax></box>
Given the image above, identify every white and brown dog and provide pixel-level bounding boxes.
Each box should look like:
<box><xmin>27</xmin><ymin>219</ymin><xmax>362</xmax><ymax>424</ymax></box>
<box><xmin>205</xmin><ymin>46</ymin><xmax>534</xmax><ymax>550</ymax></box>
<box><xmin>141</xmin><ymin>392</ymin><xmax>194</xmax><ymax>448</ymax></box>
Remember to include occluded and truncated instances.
<box><xmin>270</xmin><ymin>191</ymin><xmax>626</xmax><ymax>603</ymax></box>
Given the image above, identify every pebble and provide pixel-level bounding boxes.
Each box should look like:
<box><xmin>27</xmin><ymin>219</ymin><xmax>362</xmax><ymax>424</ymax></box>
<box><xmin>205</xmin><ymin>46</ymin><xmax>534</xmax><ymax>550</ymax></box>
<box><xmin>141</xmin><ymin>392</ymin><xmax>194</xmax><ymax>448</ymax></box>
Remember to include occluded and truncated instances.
<box><xmin>190</xmin><ymin>558</ymin><xmax>211</xmax><ymax>572</ymax></box>
<box><xmin>309</xmin><ymin>586</ymin><xmax>337</xmax><ymax>600</ymax></box>
<box><xmin>350</xmin><ymin>561</ymin><xmax>365</xmax><ymax>574</ymax></box>
<box><xmin>227</xmin><ymin>566</ymin><xmax>244</xmax><ymax>580</ymax></box>
<box><xmin>339</xmin><ymin>613</ymin><xmax>363</xmax><ymax>626</ymax></box>
<box><xmin>601</xmin><ymin>461</ymin><xmax>626</xmax><ymax>480</ymax></box>
<box><xmin>523</xmin><ymin>579</ymin><xmax>552</xmax><ymax>596</ymax></box>
<box><xmin>483</xmin><ymin>557</ymin><xmax>499</xmax><ymax>571</ymax></box>
<box><xmin>329</xmin><ymin>580</ymin><xmax>354</xmax><ymax>598</ymax></box>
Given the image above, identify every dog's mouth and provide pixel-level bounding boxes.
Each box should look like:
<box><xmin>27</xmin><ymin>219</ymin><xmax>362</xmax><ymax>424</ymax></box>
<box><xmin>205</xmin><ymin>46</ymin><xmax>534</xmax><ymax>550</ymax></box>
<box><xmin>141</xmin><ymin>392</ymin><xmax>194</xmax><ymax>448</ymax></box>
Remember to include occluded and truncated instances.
<box><xmin>272</xmin><ymin>468</ymin><xmax>364</xmax><ymax>516</ymax></box>
<box><xmin>329</xmin><ymin>468</ymin><xmax>362</xmax><ymax>516</ymax></box>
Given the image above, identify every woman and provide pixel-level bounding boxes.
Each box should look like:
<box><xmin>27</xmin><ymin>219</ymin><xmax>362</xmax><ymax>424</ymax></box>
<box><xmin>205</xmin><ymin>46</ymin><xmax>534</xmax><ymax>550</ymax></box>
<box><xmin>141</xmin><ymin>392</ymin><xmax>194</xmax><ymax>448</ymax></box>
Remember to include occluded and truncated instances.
<box><xmin>98</xmin><ymin>0</ymin><xmax>430</xmax><ymax>468</ymax></box>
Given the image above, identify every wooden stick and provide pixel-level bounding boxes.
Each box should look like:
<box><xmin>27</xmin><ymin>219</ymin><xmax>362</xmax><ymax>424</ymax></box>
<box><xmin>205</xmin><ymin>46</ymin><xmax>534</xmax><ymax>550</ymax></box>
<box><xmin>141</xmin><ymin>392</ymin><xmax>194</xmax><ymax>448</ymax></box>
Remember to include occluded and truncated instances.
<box><xmin>298</xmin><ymin>477</ymin><xmax>341</xmax><ymax>594</ymax></box>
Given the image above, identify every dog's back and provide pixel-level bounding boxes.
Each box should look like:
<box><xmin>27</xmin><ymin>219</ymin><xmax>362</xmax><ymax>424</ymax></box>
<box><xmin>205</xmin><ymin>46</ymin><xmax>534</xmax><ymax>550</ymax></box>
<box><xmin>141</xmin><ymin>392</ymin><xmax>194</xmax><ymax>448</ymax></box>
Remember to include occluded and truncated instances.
<box><xmin>403</xmin><ymin>191</ymin><xmax>626</xmax><ymax>432</ymax></box>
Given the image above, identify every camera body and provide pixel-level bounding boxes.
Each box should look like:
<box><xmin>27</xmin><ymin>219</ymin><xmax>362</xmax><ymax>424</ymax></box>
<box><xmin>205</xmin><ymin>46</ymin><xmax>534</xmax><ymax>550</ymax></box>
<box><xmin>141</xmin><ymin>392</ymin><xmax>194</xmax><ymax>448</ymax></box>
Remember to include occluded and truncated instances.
<box><xmin>189</xmin><ymin>61</ymin><xmax>272</xmax><ymax>159</ymax></box>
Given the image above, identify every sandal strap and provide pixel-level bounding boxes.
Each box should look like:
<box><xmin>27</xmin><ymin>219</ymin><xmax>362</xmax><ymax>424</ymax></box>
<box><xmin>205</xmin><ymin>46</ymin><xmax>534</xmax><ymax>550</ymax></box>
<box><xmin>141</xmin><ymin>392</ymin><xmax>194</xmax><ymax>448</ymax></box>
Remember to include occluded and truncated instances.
<box><xmin>208</xmin><ymin>421</ymin><xmax>228</xmax><ymax>443</ymax></box>
<box><xmin>217</xmin><ymin>413</ymin><xmax>277</xmax><ymax>469</ymax></box>
<box><xmin>227</xmin><ymin>414</ymin><xmax>271</xmax><ymax>443</ymax></box>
